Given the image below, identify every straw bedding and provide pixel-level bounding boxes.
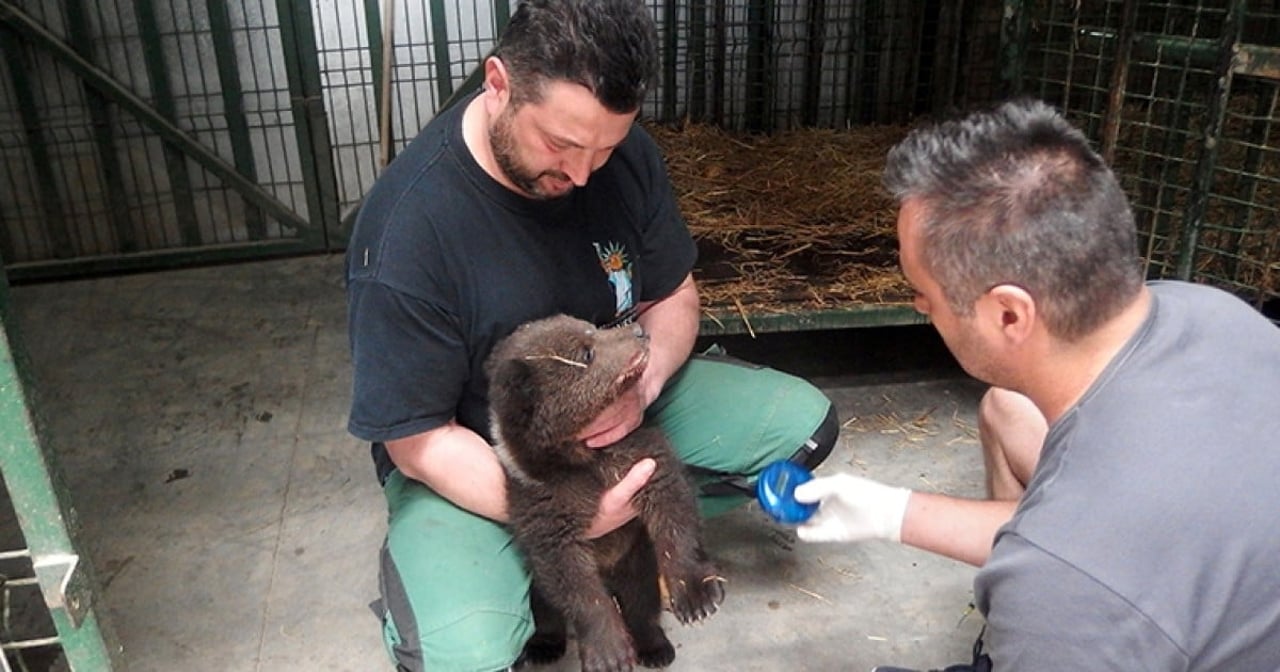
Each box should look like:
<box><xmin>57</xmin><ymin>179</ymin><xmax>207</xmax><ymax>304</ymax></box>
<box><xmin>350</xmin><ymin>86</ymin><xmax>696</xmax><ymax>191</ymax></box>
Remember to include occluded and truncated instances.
<box><xmin>648</xmin><ymin>122</ymin><xmax>915</xmax><ymax>317</ymax></box>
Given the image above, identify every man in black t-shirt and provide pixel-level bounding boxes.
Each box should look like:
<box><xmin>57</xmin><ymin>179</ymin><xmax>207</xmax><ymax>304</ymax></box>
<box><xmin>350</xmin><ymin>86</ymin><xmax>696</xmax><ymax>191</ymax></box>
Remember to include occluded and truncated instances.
<box><xmin>345</xmin><ymin>0</ymin><xmax>836</xmax><ymax>669</ymax></box>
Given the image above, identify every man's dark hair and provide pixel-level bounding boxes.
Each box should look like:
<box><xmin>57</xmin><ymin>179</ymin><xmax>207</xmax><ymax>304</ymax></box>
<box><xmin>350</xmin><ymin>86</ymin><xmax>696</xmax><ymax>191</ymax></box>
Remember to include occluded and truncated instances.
<box><xmin>883</xmin><ymin>98</ymin><xmax>1144</xmax><ymax>342</ymax></box>
<box><xmin>494</xmin><ymin>0</ymin><xmax>659</xmax><ymax>113</ymax></box>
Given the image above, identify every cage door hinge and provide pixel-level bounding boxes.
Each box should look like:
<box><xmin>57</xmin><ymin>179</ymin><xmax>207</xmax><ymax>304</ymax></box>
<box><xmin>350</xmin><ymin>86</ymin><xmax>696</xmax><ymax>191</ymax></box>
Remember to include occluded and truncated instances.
<box><xmin>33</xmin><ymin>552</ymin><xmax>91</xmax><ymax>628</ymax></box>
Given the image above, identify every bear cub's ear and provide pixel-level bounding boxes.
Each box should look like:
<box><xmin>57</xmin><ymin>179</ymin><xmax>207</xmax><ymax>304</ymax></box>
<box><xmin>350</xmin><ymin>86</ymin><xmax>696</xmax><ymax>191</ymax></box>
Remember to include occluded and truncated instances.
<box><xmin>487</xmin><ymin>354</ymin><xmax>538</xmax><ymax>415</ymax></box>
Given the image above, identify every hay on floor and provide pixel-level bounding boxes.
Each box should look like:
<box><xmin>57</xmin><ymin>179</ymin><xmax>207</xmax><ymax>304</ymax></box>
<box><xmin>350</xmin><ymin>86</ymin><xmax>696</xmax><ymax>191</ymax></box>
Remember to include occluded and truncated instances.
<box><xmin>648</xmin><ymin>122</ymin><xmax>915</xmax><ymax>317</ymax></box>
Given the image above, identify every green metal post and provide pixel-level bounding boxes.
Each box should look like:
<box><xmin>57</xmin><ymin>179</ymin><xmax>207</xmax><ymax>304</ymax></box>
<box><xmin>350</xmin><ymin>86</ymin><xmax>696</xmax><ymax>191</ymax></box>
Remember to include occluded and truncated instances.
<box><xmin>801</xmin><ymin>0</ymin><xmax>826</xmax><ymax>127</ymax></box>
<box><xmin>662</xmin><ymin>0</ymin><xmax>678</xmax><ymax>121</ymax></box>
<box><xmin>494</xmin><ymin>0</ymin><xmax>511</xmax><ymax>33</ymax></box>
<box><xmin>0</xmin><ymin>26</ymin><xmax>74</xmax><ymax>259</ymax></box>
<box><xmin>744</xmin><ymin>0</ymin><xmax>773</xmax><ymax>131</ymax></box>
<box><xmin>0</xmin><ymin>278</ymin><xmax>119</xmax><ymax>668</ymax></box>
<box><xmin>687</xmin><ymin>0</ymin><xmax>707</xmax><ymax>121</ymax></box>
<box><xmin>1177</xmin><ymin>0</ymin><xmax>1247</xmax><ymax>280</ymax></box>
<box><xmin>207</xmin><ymin>0</ymin><xmax>267</xmax><ymax>240</ymax></box>
<box><xmin>841</xmin><ymin>0</ymin><xmax>865</xmax><ymax>126</ymax></box>
<box><xmin>275</xmin><ymin>0</ymin><xmax>342</xmax><ymax>248</ymax></box>
<box><xmin>364</xmin><ymin>0</ymin><xmax>386</xmax><ymax>125</ymax></box>
<box><xmin>135</xmin><ymin>0</ymin><xmax>203</xmax><ymax>247</ymax></box>
<box><xmin>711</xmin><ymin>0</ymin><xmax>726</xmax><ymax>124</ymax></box>
<box><xmin>429</xmin><ymin>0</ymin><xmax>454</xmax><ymax>105</ymax></box>
<box><xmin>65</xmin><ymin>0</ymin><xmax>137</xmax><ymax>254</ymax></box>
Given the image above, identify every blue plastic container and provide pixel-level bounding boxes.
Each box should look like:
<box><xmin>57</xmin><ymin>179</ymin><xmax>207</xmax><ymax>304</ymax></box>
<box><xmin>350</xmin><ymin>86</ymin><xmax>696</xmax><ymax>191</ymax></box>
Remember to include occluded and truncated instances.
<box><xmin>756</xmin><ymin>460</ymin><xmax>818</xmax><ymax>525</ymax></box>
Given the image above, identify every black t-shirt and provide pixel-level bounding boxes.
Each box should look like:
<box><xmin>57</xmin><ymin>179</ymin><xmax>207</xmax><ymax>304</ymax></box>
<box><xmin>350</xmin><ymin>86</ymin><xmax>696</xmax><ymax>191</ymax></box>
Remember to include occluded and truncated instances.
<box><xmin>345</xmin><ymin>95</ymin><xmax>696</xmax><ymax>453</ymax></box>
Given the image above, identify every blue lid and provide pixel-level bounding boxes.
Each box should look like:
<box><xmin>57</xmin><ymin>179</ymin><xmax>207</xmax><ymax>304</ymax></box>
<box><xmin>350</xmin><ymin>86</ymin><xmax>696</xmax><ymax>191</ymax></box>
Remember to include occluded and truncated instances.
<box><xmin>756</xmin><ymin>460</ymin><xmax>818</xmax><ymax>525</ymax></box>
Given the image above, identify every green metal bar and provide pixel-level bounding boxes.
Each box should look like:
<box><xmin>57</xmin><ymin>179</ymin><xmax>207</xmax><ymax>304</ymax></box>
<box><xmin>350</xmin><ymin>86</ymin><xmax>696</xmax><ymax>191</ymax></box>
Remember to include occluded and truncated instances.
<box><xmin>275</xmin><ymin>0</ymin><xmax>341</xmax><ymax>248</ymax></box>
<box><xmin>65</xmin><ymin>0</ymin><xmax>137</xmax><ymax>254</ymax></box>
<box><xmin>0</xmin><ymin>25</ymin><xmax>74</xmax><ymax>259</ymax></box>
<box><xmin>0</xmin><ymin>0</ymin><xmax>311</xmax><ymax>233</ymax></box>
<box><xmin>687</xmin><ymin>0</ymin><xmax>707</xmax><ymax>121</ymax></box>
<box><xmin>1077</xmin><ymin>30</ymin><xmax>1224</xmax><ymax>73</ymax></box>
<box><xmin>207</xmin><ymin>0</ymin><xmax>266</xmax><ymax>240</ymax></box>
<box><xmin>1177</xmin><ymin>0</ymin><xmax>1246</xmax><ymax>280</ymax></box>
<box><xmin>364</xmin><ymin>0</ymin><xmax>385</xmax><ymax>124</ymax></box>
<box><xmin>134</xmin><ymin>0</ymin><xmax>202</xmax><ymax>247</ymax></box>
<box><xmin>744</xmin><ymin>0</ymin><xmax>772</xmax><ymax>131</ymax></box>
<box><xmin>699</xmin><ymin>305</ymin><xmax>926</xmax><ymax>336</ymax></box>
<box><xmin>0</xmin><ymin>278</ymin><xmax>119</xmax><ymax>668</ymax></box>
<box><xmin>4</xmin><ymin>240</ymin><xmax>324</xmax><ymax>283</ymax></box>
<box><xmin>494</xmin><ymin>0</ymin><xmax>511</xmax><ymax>34</ymax></box>
<box><xmin>429</xmin><ymin>0</ymin><xmax>454</xmax><ymax>104</ymax></box>
<box><xmin>841</xmin><ymin>0</ymin><xmax>865</xmax><ymax>125</ymax></box>
<box><xmin>711</xmin><ymin>0</ymin><xmax>726</xmax><ymax>124</ymax></box>
<box><xmin>0</xmin><ymin>181</ymin><xmax>15</xmax><ymax>265</ymax></box>
<box><xmin>662</xmin><ymin>0</ymin><xmax>677</xmax><ymax>121</ymax></box>
<box><xmin>801</xmin><ymin>0</ymin><xmax>825</xmax><ymax>127</ymax></box>
<box><xmin>1235</xmin><ymin>43</ymin><xmax>1280</xmax><ymax>80</ymax></box>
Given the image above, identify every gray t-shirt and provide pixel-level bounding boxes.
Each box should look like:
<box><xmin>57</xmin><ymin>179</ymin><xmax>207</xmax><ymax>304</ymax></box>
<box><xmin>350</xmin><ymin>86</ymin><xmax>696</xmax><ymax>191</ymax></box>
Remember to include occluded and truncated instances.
<box><xmin>975</xmin><ymin>281</ymin><xmax>1280</xmax><ymax>671</ymax></box>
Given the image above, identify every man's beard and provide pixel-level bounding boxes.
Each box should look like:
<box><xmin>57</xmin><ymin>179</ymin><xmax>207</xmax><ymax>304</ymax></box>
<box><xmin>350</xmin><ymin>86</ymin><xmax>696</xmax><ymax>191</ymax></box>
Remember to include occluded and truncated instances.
<box><xmin>490</xmin><ymin>108</ymin><xmax>571</xmax><ymax>200</ymax></box>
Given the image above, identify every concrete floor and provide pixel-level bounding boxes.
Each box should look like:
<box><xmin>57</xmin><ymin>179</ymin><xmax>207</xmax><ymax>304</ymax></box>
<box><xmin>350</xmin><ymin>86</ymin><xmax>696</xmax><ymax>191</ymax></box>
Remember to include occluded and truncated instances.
<box><xmin>4</xmin><ymin>254</ymin><xmax>989</xmax><ymax>672</ymax></box>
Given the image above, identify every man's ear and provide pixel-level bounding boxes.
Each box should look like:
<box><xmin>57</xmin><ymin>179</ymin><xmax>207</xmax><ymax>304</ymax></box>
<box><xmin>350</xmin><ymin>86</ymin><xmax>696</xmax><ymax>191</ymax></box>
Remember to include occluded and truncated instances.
<box><xmin>983</xmin><ymin>283</ymin><xmax>1037</xmax><ymax>345</ymax></box>
<box><xmin>483</xmin><ymin>57</ymin><xmax>511</xmax><ymax>104</ymax></box>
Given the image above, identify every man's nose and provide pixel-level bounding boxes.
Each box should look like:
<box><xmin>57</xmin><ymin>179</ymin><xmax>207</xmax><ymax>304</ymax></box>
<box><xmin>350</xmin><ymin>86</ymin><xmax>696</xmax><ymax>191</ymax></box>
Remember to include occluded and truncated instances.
<box><xmin>562</xmin><ymin>151</ymin><xmax>595</xmax><ymax>186</ymax></box>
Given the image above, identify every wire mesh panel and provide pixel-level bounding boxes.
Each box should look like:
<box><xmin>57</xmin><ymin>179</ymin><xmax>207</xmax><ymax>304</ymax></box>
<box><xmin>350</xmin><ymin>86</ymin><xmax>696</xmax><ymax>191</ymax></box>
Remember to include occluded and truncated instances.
<box><xmin>0</xmin><ymin>0</ymin><xmax>334</xmax><ymax>279</ymax></box>
<box><xmin>314</xmin><ymin>0</ymin><xmax>1006</xmax><ymax>240</ymax></box>
<box><xmin>667</xmin><ymin>0</ymin><xmax>1005</xmax><ymax>131</ymax></box>
<box><xmin>313</xmin><ymin>0</ymin><xmax>506</xmax><ymax>228</ymax></box>
<box><xmin>1014</xmin><ymin>0</ymin><xmax>1279</xmax><ymax>322</ymax></box>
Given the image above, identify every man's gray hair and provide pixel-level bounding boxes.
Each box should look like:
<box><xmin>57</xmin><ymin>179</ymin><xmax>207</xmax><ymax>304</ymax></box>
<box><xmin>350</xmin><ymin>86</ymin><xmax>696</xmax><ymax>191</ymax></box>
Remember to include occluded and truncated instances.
<box><xmin>883</xmin><ymin>98</ymin><xmax>1144</xmax><ymax>341</ymax></box>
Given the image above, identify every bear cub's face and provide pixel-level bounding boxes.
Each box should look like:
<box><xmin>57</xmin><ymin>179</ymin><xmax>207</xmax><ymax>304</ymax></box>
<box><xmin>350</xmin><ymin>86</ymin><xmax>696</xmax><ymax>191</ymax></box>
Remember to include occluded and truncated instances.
<box><xmin>486</xmin><ymin>314</ymin><xmax>649</xmax><ymax>468</ymax></box>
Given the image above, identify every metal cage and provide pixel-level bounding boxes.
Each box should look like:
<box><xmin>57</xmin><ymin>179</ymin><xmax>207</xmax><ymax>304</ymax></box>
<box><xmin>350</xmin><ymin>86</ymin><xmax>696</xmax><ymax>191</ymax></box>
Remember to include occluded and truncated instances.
<box><xmin>1011</xmin><ymin>0</ymin><xmax>1280</xmax><ymax>321</ymax></box>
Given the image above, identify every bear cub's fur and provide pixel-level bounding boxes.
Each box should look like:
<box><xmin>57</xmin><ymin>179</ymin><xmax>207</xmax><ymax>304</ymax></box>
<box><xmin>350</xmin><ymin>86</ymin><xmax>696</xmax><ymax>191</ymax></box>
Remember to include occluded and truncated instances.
<box><xmin>486</xmin><ymin>314</ymin><xmax>723</xmax><ymax>672</ymax></box>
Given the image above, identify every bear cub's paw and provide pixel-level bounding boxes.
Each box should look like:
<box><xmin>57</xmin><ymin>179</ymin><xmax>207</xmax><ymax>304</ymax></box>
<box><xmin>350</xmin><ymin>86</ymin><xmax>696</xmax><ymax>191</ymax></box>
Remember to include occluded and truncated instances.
<box><xmin>578</xmin><ymin>624</ymin><xmax>636</xmax><ymax>672</ymax></box>
<box><xmin>666</xmin><ymin>562</ymin><xmax>726</xmax><ymax>625</ymax></box>
<box><xmin>635</xmin><ymin>637</ymin><xmax>676</xmax><ymax>668</ymax></box>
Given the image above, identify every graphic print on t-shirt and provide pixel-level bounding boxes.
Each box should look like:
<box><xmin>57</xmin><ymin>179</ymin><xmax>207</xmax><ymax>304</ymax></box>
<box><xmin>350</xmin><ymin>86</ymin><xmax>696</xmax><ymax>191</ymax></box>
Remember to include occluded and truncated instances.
<box><xmin>593</xmin><ymin>241</ymin><xmax>634</xmax><ymax>319</ymax></box>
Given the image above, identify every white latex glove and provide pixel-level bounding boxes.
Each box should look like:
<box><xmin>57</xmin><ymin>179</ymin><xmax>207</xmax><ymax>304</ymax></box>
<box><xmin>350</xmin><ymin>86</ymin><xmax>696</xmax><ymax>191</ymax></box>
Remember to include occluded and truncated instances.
<box><xmin>793</xmin><ymin>473</ymin><xmax>912</xmax><ymax>543</ymax></box>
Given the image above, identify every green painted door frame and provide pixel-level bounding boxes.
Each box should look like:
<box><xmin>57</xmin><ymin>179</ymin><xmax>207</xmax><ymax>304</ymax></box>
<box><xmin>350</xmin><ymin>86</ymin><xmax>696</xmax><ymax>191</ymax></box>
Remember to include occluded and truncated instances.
<box><xmin>0</xmin><ymin>277</ymin><xmax>119</xmax><ymax>669</ymax></box>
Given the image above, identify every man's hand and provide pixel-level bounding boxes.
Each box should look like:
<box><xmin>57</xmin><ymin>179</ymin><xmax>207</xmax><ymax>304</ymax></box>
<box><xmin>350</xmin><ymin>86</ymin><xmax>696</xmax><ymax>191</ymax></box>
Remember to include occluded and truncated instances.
<box><xmin>577</xmin><ymin>384</ymin><xmax>648</xmax><ymax>448</ymax></box>
<box><xmin>585</xmin><ymin>458</ymin><xmax>655</xmax><ymax>538</ymax></box>
<box><xmin>793</xmin><ymin>473</ymin><xmax>912</xmax><ymax>543</ymax></box>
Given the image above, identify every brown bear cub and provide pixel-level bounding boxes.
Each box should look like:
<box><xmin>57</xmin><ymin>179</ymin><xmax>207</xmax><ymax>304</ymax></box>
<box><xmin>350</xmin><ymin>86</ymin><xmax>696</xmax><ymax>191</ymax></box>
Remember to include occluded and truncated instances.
<box><xmin>486</xmin><ymin>314</ymin><xmax>724</xmax><ymax>672</ymax></box>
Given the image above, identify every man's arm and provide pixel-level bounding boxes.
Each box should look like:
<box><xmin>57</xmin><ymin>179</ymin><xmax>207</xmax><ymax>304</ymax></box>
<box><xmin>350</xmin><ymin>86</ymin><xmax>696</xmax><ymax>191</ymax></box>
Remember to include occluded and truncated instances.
<box><xmin>385</xmin><ymin>420</ymin><xmax>510</xmax><ymax>521</ymax></box>
<box><xmin>579</xmin><ymin>273</ymin><xmax>700</xmax><ymax>448</ymax></box>
<box><xmin>386</xmin><ymin>419</ymin><xmax>657</xmax><ymax>538</ymax></box>
<box><xmin>902</xmin><ymin>491</ymin><xmax>1018</xmax><ymax>566</ymax></box>
<box><xmin>634</xmin><ymin>273</ymin><xmax>700</xmax><ymax>404</ymax></box>
<box><xmin>795</xmin><ymin>474</ymin><xmax>1018</xmax><ymax>567</ymax></box>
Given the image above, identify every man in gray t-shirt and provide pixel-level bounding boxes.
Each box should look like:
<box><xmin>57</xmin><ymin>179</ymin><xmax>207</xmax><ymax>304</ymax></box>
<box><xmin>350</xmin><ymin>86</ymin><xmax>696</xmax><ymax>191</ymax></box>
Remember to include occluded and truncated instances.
<box><xmin>792</xmin><ymin>99</ymin><xmax>1280</xmax><ymax>670</ymax></box>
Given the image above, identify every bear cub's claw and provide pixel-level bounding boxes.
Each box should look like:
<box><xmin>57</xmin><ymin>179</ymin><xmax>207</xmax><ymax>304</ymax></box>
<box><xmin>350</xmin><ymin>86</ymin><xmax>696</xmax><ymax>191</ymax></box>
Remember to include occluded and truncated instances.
<box><xmin>667</xmin><ymin>565</ymin><xmax>726</xmax><ymax>625</ymax></box>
